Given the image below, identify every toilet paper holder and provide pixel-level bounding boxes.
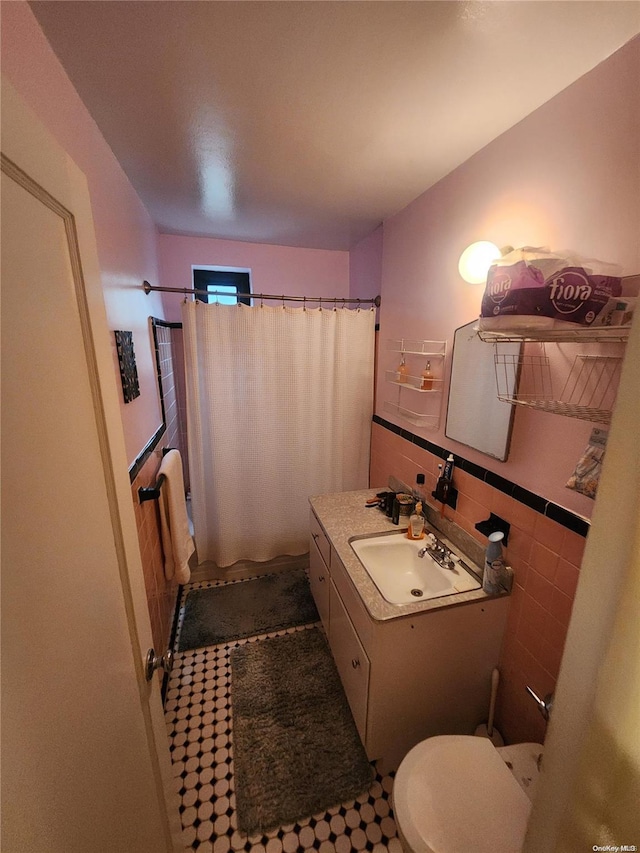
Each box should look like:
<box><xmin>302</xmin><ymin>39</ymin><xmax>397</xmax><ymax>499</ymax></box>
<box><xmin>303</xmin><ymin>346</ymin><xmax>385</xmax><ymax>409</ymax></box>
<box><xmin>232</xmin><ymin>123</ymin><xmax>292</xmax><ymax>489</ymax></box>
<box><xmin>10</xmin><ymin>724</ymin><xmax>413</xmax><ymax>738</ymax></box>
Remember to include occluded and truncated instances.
<box><xmin>526</xmin><ymin>685</ymin><xmax>554</xmax><ymax>720</ymax></box>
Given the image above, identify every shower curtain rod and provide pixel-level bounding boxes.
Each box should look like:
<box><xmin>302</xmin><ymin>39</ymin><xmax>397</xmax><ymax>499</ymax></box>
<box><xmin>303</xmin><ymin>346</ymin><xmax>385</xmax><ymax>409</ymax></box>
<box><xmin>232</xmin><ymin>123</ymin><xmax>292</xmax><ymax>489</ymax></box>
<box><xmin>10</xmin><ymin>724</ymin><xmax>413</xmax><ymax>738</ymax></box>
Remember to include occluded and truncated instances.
<box><xmin>142</xmin><ymin>280</ymin><xmax>381</xmax><ymax>307</ymax></box>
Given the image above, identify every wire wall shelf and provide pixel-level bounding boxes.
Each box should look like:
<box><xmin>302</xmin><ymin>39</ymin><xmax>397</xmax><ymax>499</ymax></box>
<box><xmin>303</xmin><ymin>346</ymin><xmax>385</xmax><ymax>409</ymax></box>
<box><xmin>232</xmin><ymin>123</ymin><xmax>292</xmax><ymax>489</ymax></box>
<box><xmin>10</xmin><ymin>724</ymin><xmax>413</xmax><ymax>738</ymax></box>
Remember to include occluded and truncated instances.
<box><xmin>383</xmin><ymin>401</ymin><xmax>440</xmax><ymax>428</ymax></box>
<box><xmin>384</xmin><ymin>370</ymin><xmax>443</xmax><ymax>392</ymax></box>
<box><xmin>388</xmin><ymin>339</ymin><xmax>447</xmax><ymax>357</ymax></box>
<box><xmin>478</xmin><ymin>325</ymin><xmax>631</xmax><ymax>345</ymax></box>
<box><xmin>385</xmin><ymin>339</ymin><xmax>447</xmax><ymax>428</ymax></box>
<box><xmin>494</xmin><ymin>346</ymin><xmax>623</xmax><ymax>425</ymax></box>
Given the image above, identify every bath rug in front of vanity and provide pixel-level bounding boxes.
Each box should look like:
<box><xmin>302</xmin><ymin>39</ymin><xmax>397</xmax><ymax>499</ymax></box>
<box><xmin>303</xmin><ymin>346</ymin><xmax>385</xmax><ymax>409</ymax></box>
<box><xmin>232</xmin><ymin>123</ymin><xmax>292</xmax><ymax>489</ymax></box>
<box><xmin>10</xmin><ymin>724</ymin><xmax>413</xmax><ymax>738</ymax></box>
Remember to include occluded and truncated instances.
<box><xmin>177</xmin><ymin>569</ymin><xmax>319</xmax><ymax>651</ymax></box>
<box><xmin>231</xmin><ymin>627</ymin><xmax>374</xmax><ymax>834</ymax></box>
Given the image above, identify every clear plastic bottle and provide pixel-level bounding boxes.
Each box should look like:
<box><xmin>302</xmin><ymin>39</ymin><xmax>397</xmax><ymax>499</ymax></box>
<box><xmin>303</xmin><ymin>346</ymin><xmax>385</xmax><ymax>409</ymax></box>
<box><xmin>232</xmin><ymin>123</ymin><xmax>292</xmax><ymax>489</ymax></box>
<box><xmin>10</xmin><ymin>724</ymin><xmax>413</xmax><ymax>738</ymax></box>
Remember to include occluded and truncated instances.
<box><xmin>421</xmin><ymin>361</ymin><xmax>433</xmax><ymax>390</ymax></box>
<box><xmin>409</xmin><ymin>502</ymin><xmax>425</xmax><ymax>539</ymax></box>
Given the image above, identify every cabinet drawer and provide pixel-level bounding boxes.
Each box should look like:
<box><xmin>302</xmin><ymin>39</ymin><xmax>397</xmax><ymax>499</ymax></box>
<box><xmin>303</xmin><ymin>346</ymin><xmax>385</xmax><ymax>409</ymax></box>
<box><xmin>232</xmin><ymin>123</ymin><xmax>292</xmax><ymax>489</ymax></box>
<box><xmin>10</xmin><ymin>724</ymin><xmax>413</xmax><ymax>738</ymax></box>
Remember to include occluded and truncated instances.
<box><xmin>310</xmin><ymin>510</ymin><xmax>331</xmax><ymax>569</ymax></box>
<box><xmin>309</xmin><ymin>536</ymin><xmax>330</xmax><ymax>632</ymax></box>
<box><xmin>328</xmin><ymin>579</ymin><xmax>370</xmax><ymax>746</ymax></box>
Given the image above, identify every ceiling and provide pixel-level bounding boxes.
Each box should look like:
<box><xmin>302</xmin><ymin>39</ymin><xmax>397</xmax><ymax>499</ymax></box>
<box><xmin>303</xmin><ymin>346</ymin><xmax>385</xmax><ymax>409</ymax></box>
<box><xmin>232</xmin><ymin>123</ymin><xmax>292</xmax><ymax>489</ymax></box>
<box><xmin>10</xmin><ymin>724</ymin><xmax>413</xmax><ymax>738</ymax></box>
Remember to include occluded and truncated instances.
<box><xmin>30</xmin><ymin>2</ymin><xmax>639</xmax><ymax>251</ymax></box>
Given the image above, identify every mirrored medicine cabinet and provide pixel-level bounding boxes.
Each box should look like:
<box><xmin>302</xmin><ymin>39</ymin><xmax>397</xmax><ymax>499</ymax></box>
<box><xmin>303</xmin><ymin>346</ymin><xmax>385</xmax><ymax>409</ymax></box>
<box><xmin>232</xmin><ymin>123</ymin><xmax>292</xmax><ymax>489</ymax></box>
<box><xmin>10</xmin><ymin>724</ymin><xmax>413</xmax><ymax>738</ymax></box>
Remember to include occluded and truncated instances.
<box><xmin>445</xmin><ymin>320</ymin><xmax>521</xmax><ymax>462</ymax></box>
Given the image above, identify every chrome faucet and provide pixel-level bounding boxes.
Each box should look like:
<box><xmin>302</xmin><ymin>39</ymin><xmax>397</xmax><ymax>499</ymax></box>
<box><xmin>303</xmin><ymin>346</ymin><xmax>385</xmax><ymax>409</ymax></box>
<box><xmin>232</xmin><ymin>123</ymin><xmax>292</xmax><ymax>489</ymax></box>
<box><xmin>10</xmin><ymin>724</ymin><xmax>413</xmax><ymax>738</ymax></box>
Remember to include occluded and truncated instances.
<box><xmin>418</xmin><ymin>534</ymin><xmax>456</xmax><ymax>570</ymax></box>
<box><xmin>417</xmin><ymin>533</ymin><xmax>436</xmax><ymax>559</ymax></box>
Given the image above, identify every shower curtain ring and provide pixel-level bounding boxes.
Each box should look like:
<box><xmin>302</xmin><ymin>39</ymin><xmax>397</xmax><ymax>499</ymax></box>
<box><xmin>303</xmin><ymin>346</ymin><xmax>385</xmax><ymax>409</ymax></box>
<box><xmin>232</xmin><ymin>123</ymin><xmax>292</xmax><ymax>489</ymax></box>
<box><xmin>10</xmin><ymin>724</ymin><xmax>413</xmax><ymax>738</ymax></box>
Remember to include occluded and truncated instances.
<box><xmin>282</xmin><ymin>294</ymin><xmax>285</xmax><ymax>309</ymax></box>
<box><xmin>334</xmin><ymin>297</ymin><xmax>337</xmax><ymax>311</ymax></box>
<box><xmin>303</xmin><ymin>295</ymin><xmax>306</xmax><ymax>311</ymax></box>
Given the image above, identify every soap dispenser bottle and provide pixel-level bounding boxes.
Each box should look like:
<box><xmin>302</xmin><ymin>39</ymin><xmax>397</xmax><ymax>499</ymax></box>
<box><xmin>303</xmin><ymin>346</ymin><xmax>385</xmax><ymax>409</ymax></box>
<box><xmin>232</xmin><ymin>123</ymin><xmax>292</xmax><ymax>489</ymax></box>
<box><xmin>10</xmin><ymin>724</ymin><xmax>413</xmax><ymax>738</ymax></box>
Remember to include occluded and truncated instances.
<box><xmin>421</xmin><ymin>361</ymin><xmax>433</xmax><ymax>390</ymax></box>
<box><xmin>397</xmin><ymin>354</ymin><xmax>409</xmax><ymax>384</ymax></box>
<box><xmin>409</xmin><ymin>502</ymin><xmax>425</xmax><ymax>539</ymax></box>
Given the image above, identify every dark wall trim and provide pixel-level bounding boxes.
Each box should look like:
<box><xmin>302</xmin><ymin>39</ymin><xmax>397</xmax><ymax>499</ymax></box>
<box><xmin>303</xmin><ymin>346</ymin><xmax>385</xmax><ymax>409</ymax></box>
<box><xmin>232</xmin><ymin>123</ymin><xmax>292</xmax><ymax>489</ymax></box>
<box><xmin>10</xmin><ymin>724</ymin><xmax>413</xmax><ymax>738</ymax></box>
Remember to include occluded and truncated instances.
<box><xmin>150</xmin><ymin>318</ymin><xmax>167</xmax><ymax>429</ymax></box>
<box><xmin>151</xmin><ymin>319</ymin><xmax>183</xmax><ymax>329</ymax></box>
<box><xmin>372</xmin><ymin>414</ymin><xmax>590</xmax><ymax>537</ymax></box>
<box><xmin>129</xmin><ymin>424</ymin><xmax>166</xmax><ymax>484</ymax></box>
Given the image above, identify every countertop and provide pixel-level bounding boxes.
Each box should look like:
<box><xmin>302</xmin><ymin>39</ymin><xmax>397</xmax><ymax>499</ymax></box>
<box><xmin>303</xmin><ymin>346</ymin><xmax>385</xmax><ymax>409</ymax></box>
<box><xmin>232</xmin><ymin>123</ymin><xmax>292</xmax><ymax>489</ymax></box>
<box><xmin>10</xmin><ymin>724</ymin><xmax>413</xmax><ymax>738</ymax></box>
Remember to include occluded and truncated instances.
<box><xmin>309</xmin><ymin>488</ymin><xmax>503</xmax><ymax>622</ymax></box>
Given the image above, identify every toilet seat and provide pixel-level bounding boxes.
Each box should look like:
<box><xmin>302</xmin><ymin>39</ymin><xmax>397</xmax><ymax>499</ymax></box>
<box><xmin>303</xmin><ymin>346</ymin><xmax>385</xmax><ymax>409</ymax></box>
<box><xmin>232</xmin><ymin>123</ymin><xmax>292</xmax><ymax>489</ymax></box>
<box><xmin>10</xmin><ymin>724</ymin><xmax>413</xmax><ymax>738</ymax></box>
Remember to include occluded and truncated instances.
<box><xmin>393</xmin><ymin>735</ymin><xmax>532</xmax><ymax>853</ymax></box>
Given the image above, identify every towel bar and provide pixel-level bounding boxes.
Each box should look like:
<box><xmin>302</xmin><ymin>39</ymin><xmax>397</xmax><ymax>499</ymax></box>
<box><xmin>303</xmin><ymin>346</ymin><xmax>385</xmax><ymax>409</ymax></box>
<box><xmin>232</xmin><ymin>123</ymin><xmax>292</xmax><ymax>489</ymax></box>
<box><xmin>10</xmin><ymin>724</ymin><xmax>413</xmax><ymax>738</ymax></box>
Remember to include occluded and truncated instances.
<box><xmin>137</xmin><ymin>447</ymin><xmax>175</xmax><ymax>503</ymax></box>
<box><xmin>138</xmin><ymin>474</ymin><xmax>166</xmax><ymax>503</ymax></box>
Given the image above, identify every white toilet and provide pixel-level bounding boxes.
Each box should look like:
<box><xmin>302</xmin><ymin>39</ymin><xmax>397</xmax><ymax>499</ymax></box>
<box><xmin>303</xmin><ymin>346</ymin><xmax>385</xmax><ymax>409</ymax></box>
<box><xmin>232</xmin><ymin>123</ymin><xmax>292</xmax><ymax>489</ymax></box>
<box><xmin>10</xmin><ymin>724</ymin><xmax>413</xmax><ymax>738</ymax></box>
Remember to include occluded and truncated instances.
<box><xmin>393</xmin><ymin>735</ymin><xmax>544</xmax><ymax>853</ymax></box>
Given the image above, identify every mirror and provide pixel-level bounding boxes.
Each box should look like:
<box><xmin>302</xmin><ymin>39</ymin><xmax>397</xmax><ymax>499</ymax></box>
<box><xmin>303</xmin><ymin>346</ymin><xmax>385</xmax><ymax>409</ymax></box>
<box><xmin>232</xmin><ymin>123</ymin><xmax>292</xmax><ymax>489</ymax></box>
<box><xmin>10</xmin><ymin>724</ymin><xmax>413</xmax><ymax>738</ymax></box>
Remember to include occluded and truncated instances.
<box><xmin>445</xmin><ymin>320</ymin><xmax>520</xmax><ymax>462</ymax></box>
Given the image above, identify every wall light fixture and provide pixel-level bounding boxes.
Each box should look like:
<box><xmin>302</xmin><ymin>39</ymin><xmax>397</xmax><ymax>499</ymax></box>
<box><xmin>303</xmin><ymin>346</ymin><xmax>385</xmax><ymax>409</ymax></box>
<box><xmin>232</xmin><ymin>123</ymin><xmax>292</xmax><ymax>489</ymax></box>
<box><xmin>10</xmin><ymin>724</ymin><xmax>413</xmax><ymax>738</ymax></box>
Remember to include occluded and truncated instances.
<box><xmin>458</xmin><ymin>241</ymin><xmax>502</xmax><ymax>284</ymax></box>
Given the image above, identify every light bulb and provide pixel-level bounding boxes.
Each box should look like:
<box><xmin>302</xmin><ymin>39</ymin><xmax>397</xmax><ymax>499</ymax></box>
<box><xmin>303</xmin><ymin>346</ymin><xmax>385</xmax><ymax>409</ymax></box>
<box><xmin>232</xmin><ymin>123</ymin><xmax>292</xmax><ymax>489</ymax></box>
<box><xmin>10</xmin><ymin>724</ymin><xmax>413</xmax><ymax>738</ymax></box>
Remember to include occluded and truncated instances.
<box><xmin>458</xmin><ymin>241</ymin><xmax>501</xmax><ymax>284</ymax></box>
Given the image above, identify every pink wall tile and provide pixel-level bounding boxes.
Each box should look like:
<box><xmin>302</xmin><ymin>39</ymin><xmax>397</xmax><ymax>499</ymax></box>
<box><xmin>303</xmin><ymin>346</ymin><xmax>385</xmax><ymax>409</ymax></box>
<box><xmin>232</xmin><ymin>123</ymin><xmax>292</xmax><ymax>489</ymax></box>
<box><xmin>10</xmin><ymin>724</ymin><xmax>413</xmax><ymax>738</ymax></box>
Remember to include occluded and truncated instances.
<box><xmin>456</xmin><ymin>471</ymin><xmax>494</xmax><ymax>510</ymax></box>
<box><xmin>533</xmin><ymin>515</ymin><xmax>566</xmax><ymax>554</ymax></box>
<box><xmin>131</xmin><ymin>453</ymin><xmax>180</xmax><ymax>654</ymax></box>
<box><xmin>548</xmin><ymin>588</ymin><xmax>576</xmax><ymax>626</ymax></box>
<box><xmin>491</xmin><ymin>492</ymin><xmax>539</xmax><ymax>535</ymax></box>
<box><xmin>562</xmin><ymin>529</ymin><xmax>587</xmax><ymax>567</ymax></box>
<box><xmin>520</xmin><ymin>593</ymin><xmax>548</xmax><ymax>630</ymax></box>
<box><xmin>370</xmin><ymin>422</ymin><xmax>588</xmax><ymax>743</ymax></box>
<box><xmin>456</xmin><ymin>492</ymin><xmax>490</xmax><ymax>529</ymax></box>
<box><xmin>554</xmin><ymin>559</ymin><xmax>580</xmax><ymax>599</ymax></box>
<box><xmin>507</xmin><ymin>526</ymin><xmax>534</xmax><ymax>565</ymax></box>
<box><xmin>529</xmin><ymin>542</ymin><xmax>559</xmax><ymax>583</ymax></box>
<box><xmin>525</xmin><ymin>568</ymin><xmax>556</xmax><ymax>612</ymax></box>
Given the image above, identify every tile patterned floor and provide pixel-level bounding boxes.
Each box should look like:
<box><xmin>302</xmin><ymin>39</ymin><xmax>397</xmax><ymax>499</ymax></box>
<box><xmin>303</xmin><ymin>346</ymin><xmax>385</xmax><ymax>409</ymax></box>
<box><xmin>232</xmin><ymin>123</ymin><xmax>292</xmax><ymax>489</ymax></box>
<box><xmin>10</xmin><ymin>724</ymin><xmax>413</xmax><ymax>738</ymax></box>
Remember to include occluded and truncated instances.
<box><xmin>165</xmin><ymin>577</ymin><xmax>403</xmax><ymax>853</ymax></box>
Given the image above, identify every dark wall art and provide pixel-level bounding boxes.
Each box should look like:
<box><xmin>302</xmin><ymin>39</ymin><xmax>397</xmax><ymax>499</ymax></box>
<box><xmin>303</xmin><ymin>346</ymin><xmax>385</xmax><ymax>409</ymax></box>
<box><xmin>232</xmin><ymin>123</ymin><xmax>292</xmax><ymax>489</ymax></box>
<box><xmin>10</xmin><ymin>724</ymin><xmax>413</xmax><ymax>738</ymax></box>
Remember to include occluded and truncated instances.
<box><xmin>114</xmin><ymin>330</ymin><xmax>140</xmax><ymax>403</ymax></box>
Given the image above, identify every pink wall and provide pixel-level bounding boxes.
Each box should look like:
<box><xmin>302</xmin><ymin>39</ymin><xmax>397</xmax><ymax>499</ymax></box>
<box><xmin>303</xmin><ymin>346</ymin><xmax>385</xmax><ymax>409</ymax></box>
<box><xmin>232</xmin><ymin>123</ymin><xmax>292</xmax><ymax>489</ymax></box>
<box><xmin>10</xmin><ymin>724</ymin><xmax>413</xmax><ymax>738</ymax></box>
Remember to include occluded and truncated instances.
<box><xmin>377</xmin><ymin>36</ymin><xmax>640</xmax><ymax>518</ymax></box>
<box><xmin>350</xmin><ymin>224</ymin><xmax>383</xmax><ymax>309</ymax></box>
<box><xmin>157</xmin><ymin>234</ymin><xmax>349</xmax><ymax>322</ymax></box>
<box><xmin>350</xmin><ymin>225</ymin><xmax>383</xmax><ymax>300</ymax></box>
<box><xmin>1</xmin><ymin>2</ymin><xmax>165</xmax><ymax>466</ymax></box>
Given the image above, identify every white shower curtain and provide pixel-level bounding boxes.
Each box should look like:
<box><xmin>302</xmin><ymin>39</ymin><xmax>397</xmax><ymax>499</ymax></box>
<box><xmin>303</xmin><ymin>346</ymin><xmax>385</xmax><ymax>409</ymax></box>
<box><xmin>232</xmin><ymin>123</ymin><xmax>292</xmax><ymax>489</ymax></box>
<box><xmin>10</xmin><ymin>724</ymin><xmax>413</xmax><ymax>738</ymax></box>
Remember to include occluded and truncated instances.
<box><xmin>182</xmin><ymin>301</ymin><xmax>375</xmax><ymax>567</ymax></box>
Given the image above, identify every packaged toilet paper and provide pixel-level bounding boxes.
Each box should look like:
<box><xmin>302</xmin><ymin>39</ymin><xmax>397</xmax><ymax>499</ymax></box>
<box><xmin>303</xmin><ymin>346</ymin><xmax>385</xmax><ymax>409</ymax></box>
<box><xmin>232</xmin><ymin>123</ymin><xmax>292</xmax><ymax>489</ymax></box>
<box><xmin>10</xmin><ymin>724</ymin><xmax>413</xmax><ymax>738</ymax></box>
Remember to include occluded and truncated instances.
<box><xmin>479</xmin><ymin>247</ymin><xmax>622</xmax><ymax>332</ymax></box>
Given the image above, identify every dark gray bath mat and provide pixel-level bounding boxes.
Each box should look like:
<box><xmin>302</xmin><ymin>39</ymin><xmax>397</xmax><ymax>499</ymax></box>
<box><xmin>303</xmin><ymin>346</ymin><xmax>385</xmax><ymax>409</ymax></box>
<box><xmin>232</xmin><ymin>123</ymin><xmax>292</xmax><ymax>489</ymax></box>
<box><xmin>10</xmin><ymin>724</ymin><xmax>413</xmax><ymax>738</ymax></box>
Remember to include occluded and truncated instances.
<box><xmin>178</xmin><ymin>569</ymin><xmax>319</xmax><ymax>651</ymax></box>
<box><xmin>231</xmin><ymin>627</ymin><xmax>374</xmax><ymax>834</ymax></box>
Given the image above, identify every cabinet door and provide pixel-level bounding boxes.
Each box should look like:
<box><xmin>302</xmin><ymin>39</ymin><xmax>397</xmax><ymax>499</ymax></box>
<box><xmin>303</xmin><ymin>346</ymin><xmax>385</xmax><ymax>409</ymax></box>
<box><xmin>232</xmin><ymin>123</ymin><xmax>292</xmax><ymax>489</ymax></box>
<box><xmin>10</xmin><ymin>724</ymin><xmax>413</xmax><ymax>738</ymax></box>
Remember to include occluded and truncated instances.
<box><xmin>328</xmin><ymin>580</ymin><xmax>370</xmax><ymax>747</ymax></box>
<box><xmin>309</xmin><ymin>535</ymin><xmax>330</xmax><ymax>632</ymax></box>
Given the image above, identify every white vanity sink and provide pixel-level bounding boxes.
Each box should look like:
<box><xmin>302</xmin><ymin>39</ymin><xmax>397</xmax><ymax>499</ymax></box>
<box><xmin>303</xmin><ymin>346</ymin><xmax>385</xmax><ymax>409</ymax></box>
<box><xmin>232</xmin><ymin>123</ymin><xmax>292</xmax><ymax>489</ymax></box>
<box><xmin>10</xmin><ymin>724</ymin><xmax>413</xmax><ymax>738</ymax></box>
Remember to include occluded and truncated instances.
<box><xmin>350</xmin><ymin>532</ymin><xmax>481</xmax><ymax>605</ymax></box>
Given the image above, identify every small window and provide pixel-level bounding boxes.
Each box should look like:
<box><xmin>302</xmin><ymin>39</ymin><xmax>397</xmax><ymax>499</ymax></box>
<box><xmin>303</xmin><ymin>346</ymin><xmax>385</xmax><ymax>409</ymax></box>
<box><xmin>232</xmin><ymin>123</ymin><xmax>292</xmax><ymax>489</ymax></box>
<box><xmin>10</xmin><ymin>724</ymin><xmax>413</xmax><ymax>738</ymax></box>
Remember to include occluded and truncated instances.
<box><xmin>192</xmin><ymin>267</ymin><xmax>251</xmax><ymax>306</ymax></box>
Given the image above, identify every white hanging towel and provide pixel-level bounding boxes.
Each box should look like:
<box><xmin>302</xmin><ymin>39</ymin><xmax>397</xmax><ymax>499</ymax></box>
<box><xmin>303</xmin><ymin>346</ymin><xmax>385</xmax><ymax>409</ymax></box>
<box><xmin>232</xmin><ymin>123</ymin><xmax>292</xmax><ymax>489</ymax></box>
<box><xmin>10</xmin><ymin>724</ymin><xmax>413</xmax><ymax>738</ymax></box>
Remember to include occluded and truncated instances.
<box><xmin>157</xmin><ymin>449</ymin><xmax>195</xmax><ymax>584</ymax></box>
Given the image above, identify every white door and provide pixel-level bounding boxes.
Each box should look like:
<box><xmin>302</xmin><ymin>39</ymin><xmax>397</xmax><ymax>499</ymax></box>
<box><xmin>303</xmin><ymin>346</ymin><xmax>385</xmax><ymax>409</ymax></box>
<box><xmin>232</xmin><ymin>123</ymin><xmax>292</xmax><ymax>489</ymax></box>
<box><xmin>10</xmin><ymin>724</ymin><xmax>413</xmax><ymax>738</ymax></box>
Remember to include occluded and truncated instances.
<box><xmin>1</xmin><ymin>78</ymin><xmax>182</xmax><ymax>851</ymax></box>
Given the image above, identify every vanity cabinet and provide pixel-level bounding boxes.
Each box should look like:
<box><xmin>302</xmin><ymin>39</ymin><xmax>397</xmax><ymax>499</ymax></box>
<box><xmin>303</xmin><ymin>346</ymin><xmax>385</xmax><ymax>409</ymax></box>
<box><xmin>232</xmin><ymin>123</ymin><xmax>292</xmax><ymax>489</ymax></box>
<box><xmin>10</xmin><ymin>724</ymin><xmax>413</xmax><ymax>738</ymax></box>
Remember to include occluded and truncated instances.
<box><xmin>309</xmin><ymin>506</ymin><xmax>510</xmax><ymax>771</ymax></box>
